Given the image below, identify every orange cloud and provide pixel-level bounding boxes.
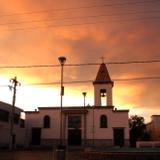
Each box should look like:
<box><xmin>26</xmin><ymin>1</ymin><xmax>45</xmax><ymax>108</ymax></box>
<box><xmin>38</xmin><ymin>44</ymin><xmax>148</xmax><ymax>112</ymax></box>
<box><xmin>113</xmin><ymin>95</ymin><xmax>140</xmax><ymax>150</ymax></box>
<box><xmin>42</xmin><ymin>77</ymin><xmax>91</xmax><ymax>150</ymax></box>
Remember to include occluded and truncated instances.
<box><xmin>0</xmin><ymin>0</ymin><xmax>159</xmax><ymax>121</ymax></box>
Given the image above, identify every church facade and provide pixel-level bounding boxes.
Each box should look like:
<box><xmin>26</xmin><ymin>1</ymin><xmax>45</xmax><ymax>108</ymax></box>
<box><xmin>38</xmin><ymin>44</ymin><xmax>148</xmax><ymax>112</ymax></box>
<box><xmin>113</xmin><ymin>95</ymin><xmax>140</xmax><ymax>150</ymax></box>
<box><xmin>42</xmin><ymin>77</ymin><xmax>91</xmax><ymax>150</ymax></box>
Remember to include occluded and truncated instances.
<box><xmin>25</xmin><ymin>62</ymin><xmax>130</xmax><ymax>148</ymax></box>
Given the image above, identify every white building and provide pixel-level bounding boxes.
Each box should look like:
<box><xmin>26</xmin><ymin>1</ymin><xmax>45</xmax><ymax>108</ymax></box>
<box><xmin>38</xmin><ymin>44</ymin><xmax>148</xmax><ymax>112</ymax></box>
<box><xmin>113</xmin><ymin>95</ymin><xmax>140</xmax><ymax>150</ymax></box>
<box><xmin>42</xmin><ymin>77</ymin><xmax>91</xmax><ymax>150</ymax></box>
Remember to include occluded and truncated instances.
<box><xmin>0</xmin><ymin>101</ymin><xmax>25</xmax><ymax>148</ymax></box>
<box><xmin>25</xmin><ymin>62</ymin><xmax>130</xmax><ymax>148</ymax></box>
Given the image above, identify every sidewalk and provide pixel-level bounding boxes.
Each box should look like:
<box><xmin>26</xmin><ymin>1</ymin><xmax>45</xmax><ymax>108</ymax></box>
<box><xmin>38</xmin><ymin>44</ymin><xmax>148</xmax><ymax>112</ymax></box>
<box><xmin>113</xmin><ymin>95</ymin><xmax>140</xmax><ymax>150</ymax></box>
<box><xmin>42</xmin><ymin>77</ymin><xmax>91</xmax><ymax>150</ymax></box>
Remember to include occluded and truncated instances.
<box><xmin>0</xmin><ymin>150</ymin><xmax>84</xmax><ymax>160</ymax></box>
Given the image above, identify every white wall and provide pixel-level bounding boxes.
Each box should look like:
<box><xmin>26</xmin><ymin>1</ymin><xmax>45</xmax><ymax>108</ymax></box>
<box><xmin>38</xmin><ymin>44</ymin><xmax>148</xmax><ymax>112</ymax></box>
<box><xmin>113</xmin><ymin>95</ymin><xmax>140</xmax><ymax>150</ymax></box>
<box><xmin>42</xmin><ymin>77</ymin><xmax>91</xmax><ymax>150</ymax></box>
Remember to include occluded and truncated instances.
<box><xmin>25</xmin><ymin>107</ymin><xmax>129</xmax><ymax>147</ymax></box>
<box><xmin>25</xmin><ymin>108</ymin><xmax>61</xmax><ymax>144</ymax></box>
<box><xmin>41</xmin><ymin>109</ymin><xmax>60</xmax><ymax>139</ymax></box>
<box><xmin>86</xmin><ymin>108</ymin><xmax>129</xmax><ymax>140</ymax></box>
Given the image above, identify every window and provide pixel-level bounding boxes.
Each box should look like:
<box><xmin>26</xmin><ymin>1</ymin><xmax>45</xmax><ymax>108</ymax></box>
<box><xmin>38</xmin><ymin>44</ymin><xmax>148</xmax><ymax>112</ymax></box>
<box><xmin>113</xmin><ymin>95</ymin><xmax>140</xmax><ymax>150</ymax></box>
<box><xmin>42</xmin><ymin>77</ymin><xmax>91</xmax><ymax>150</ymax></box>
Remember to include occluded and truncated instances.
<box><xmin>100</xmin><ymin>115</ymin><xmax>108</xmax><ymax>128</ymax></box>
<box><xmin>100</xmin><ymin>89</ymin><xmax>107</xmax><ymax>106</ymax></box>
<box><xmin>0</xmin><ymin>109</ymin><xmax>9</xmax><ymax>122</ymax></box>
<box><xmin>14</xmin><ymin>113</ymin><xmax>20</xmax><ymax>124</ymax></box>
<box><xmin>43</xmin><ymin>115</ymin><xmax>50</xmax><ymax>128</ymax></box>
<box><xmin>68</xmin><ymin>116</ymin><xmax>81</xmax><ymax>128</ymax></box>
<box><xmin>20</xmin><ymin>119</ymin><xmax>25</xmax><ymax>128</ymax></box>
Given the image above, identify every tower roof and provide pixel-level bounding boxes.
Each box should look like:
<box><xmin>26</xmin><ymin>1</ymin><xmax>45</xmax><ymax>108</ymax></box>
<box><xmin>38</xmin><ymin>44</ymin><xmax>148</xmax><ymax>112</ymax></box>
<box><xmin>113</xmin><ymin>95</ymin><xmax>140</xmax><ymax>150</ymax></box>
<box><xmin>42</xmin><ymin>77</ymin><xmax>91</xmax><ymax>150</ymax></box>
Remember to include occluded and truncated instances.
<box><xmin>93</xmin><ymin>63</ymin><xmax>113</xmax><ymax>85</ymax></box>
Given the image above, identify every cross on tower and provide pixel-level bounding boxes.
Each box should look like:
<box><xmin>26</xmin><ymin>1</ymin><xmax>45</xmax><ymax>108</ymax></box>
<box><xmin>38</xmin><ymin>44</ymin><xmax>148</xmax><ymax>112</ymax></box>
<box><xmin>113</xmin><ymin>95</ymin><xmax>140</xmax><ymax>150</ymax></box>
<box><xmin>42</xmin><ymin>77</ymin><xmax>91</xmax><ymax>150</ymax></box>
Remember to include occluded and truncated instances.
<box><xmin>100</xmin><ymin>56</ymin><xmax>105</xmax><ymax>63</ymax></box>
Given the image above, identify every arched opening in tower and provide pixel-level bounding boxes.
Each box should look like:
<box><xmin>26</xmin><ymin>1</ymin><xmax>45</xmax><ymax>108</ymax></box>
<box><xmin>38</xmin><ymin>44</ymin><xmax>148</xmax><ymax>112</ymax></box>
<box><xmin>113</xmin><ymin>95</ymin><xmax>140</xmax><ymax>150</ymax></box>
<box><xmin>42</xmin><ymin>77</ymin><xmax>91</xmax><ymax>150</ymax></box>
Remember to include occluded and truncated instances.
<box><xmin>100</xmin><ymin>89</ymin><xmax>107</xmax><ymax>106</ymax></box>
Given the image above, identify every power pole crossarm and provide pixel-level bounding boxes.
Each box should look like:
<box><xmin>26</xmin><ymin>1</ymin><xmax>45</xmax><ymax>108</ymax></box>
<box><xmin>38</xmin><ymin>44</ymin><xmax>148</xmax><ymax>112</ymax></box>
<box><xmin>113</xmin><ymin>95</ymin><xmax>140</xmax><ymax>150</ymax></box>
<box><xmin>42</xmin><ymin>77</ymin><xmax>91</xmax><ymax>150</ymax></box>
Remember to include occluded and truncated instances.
<box><xmin>10</xmin><ymin>77</ymin><xmax>21</xmax><ymax>107</ymax></box>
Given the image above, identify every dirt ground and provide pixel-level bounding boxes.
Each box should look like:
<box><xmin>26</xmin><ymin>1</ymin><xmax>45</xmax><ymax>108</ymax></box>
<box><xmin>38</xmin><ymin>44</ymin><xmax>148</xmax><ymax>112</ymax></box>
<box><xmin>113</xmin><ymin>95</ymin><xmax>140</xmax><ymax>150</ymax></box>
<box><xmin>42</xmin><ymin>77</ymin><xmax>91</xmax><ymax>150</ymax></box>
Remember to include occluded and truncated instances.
<box><xmin>0</xmin><ymin>150</ymin><xmax>84</xmax><ymax>160</ymax></box>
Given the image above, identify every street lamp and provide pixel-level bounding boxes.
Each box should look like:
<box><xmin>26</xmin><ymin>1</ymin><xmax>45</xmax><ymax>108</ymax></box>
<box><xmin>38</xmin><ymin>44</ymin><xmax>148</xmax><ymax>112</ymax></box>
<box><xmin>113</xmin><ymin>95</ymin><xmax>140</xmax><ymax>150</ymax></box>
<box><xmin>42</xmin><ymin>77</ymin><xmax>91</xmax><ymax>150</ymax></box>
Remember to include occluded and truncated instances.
<box><xmin>82</xmin><ymin>92</ymin><xmax>87</xmax><ymax>107</ymax></box>
<box><xmin>58</xmin><ymin>56</ymin><xmax>66</xmax><ymax>146</ymax></box>
<box><xmin>82</xmin><ymin>92</ymin><xmax>87</xmax><ymax>147</ymax></box>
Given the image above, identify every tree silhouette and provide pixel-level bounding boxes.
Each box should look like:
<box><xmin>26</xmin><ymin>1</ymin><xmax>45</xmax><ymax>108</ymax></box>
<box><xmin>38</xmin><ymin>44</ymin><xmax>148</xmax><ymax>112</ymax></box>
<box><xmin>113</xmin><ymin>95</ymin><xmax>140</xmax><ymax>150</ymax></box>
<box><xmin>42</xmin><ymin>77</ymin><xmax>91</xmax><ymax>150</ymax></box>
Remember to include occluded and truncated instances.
<box><xmin>129</xmin><ymin>115</ymin><xmax>150</xmax><ymax>147</ymax></box>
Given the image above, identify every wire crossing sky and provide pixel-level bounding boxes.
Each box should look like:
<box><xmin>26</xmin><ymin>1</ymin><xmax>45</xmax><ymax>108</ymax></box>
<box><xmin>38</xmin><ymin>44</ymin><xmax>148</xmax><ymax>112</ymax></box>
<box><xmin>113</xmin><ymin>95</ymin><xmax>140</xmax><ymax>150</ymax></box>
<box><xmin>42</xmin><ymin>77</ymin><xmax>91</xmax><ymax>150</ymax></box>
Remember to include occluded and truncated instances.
<box><xmin>0</xmin><ymin>59</ymin><xmax>159</xmax><ymax>68</ymax></box>
<box><xmin>0</xmin><ymin>0</ymin><xmax>159</xmax><ymax>31</ymax></box>
<box><xmin>0</xmin><ymin>0</ymin><xmax>159</xmax><ymax>17</ymax></box>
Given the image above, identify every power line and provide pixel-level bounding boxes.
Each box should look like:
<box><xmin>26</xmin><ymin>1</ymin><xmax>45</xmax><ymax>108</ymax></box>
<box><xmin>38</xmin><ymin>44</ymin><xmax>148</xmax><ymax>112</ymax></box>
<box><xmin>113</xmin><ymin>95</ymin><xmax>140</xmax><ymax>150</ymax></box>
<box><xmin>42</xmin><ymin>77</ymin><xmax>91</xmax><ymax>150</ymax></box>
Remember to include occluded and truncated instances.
<box><xmin>21</xmin><ymin>76</ymin><xmax>160</xmax><ymax>86</ymax></box>
<box><xmin>0</xmin><ymin>10</ymin><xmax>159</xmax><ymax>26</ymax></box>
<box><xmin>0</xmin><ymin>59</ymin><xmax>160</xmax><ymax>69</ymax></box>
<box><xmin>17</xmin><ymin>76</ymin><xmax>160</xmax><ymax>86</ymax></box>
<box><xmin>0</xmin><ymin>64</ymin><xmax>59</xmax><ymax>69</ymax></box>
<box><xmin>67</xmin><ymin>59</ymin><xmax>160</xmax><ymax>66</ymax></box>
<box><xmin>114</xmin><ymin>76</ymin><xmax>160</xmax><ymax>81</ymax></box>
<box><xmin>23</xmin><ymin>80</ymin><xmax>91</xmax><ymax>86</ymax></box>
<box><xmin>0</xmin><ymin>16</ymin><xmax>159</xmax><ymax>32</ymax></box>
<box><xmin>0</xmin><ymin>0</ymin><xmax>159</xmax><ymax>17</ymax></box>
<box><xmin>0</xmin><ymin>76</ymin><xmax>159</xmax><ymax>88</ymax></box>
<box><xmin>107</xmin><ymin>59</ymin><xmax>160</xmax><ymax>65</ymax></box>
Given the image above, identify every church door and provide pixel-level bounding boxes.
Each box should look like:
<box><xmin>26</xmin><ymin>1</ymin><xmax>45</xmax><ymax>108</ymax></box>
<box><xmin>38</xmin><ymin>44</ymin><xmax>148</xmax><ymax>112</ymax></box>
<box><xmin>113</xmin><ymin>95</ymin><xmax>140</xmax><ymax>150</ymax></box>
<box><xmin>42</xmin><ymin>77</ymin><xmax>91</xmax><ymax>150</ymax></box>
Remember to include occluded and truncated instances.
<box><xmin>31</xmin><ymin>128</ymin><xmax>41</xmax><ymax>145</ymax></box>
<box><xmin>113</xmin><ymin>128</ymin><xmax>124</xmax><ymax>147</ymax></box>
<box><xmin>68</xmin><ymin>115</ymin><xmax>82</xmax><ymax>146</ymax></box>
<box><xmin>68</xmin><ymin>129</ymin><xmax>81</xmax><ymax>146</ymax></box>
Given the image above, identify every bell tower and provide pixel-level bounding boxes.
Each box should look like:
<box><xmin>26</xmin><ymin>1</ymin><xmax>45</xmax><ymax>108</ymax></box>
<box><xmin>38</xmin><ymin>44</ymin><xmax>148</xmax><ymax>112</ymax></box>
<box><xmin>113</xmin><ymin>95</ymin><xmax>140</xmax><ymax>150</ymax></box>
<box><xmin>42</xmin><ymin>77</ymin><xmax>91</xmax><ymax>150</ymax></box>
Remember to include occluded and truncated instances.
<box><xmin>93</xmin><ymin>63</ymin><xmax>114</xmax><ymax>107</ymax></box>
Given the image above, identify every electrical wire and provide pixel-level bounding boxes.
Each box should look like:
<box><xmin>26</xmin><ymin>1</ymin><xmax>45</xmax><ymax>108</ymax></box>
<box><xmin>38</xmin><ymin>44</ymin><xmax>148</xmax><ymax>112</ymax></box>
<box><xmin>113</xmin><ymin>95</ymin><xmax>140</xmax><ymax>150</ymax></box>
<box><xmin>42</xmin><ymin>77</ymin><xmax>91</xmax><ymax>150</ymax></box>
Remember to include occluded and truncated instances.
<box><xmin>0</xmin><ymin>16</ymin><xmax>159</xmax><ymax>32</ymax></box>
<box><xmin>0</xmin><ymin>59</ymin><xmax>159</xmax><ymax>69</ymax></box>
<box><xmin>22</xmin><ymin>76</ymin><xmax>160</xmax><ymax>86</ymax></box>
<box><xmin>0</xmin><ymin>15</ymin><xmax>159</xmax><ymax>32</ymax></box>
<box><xmin>0</xmin><ymin>0</ymin><xmax>159</xmax><ymax>17</ymax></box>
<box><xmin>0</xmin><ymin>76</ymin><xmax>159</xmax><ymax>88</ymax></box>
<box><xmin>0</xmin><ymin>10</ymin><xmax>159</xmax><ymax>26</ymax></box>
<box><xmin>0</xmin><ymin>64</ymin><xmax>59</xmax><ymax>69</ymax></box>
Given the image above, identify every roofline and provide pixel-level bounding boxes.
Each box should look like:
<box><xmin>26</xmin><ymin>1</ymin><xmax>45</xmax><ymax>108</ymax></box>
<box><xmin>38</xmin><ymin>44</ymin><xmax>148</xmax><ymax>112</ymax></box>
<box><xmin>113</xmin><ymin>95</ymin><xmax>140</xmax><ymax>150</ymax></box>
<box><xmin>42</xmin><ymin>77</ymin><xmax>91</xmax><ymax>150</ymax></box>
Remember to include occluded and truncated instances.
<box><xmin>25</xmin><ymin>106</ymin><xmax>129</xmax><ymax>113</ymax></box>
<box><xmin>151</xmin><ymin>115</ymin><xmax>160</xmax><ymax>117</ymax></box>
<box><xmin>0</xmin><ymin>101</ymin><xmax>24</xmax><ymax>112</ymax></box>
<box><xmin>38</xmin><ymin>106</ymin><xmax>115</xmax><ymax>110</ymax></box>
<box><xmin>113</xmin><ymin>109</ymin><xmax>129</xmax><ymax>113</ymax></box>
<box><xmin>25</xmin><ymin>111</ymin><xmax>39</xmax><ymax>114</ymax></box>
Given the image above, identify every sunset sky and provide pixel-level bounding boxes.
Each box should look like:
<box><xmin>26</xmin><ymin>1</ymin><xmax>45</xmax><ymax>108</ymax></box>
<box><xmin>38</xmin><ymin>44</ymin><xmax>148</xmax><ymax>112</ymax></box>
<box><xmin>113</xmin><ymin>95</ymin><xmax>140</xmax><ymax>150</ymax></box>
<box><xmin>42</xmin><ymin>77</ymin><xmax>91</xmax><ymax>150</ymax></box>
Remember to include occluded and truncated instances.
<box><xmin>0</xmin><ymin>0</ymin><xmax>159</xmax><ymax>122</ymax></box>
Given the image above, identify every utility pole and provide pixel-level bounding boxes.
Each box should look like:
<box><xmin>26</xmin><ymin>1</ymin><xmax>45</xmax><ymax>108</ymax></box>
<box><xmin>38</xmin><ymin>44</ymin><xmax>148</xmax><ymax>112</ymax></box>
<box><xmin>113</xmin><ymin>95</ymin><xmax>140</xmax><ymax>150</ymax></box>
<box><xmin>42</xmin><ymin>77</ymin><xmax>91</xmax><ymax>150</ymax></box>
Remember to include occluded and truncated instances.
<box><xmin>9</xmin><ymin>76</ymin><xmax>20</xmax><ymax>150</ymax></box>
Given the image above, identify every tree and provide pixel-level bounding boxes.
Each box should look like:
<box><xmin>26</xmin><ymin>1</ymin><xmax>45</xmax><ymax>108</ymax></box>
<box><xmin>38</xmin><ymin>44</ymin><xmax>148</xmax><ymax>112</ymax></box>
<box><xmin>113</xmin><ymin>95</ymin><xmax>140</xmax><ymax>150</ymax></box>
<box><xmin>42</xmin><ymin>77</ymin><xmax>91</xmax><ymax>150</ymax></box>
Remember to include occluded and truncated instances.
<box><xmin>129</xmin><ymin>115</ymin><xmax>150</xmax><ymax>147</ymax></box>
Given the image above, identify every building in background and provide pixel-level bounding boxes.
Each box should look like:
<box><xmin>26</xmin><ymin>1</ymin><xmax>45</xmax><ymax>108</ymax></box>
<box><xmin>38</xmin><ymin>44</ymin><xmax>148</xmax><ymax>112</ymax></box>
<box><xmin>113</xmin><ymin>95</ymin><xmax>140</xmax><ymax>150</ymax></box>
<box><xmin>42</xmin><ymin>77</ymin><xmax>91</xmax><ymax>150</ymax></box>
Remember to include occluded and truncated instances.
<box><xmin>0</xmin><ymin>101</ymin><xmax>25</xmax><ymax>148</ymax></box>
<box><xmin>25</xmin><ymin>62</ymin><xmax>130</xmax><ymax>148</ymax></box>
<box><xmin>147</xmin><ymin>115</ymin><xmax>160</xmax><ymax>141</ymax></box>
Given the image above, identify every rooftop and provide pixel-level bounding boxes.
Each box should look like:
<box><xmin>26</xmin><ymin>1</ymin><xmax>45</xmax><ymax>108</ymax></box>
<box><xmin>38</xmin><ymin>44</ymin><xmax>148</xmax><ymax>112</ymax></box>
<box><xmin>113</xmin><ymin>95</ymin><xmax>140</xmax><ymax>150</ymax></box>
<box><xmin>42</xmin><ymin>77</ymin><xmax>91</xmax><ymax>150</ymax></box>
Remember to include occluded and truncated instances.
<box><xmin>93</xmin><ymin>63</ymin><xmax>113</xmax><ymax>85</ymax></box>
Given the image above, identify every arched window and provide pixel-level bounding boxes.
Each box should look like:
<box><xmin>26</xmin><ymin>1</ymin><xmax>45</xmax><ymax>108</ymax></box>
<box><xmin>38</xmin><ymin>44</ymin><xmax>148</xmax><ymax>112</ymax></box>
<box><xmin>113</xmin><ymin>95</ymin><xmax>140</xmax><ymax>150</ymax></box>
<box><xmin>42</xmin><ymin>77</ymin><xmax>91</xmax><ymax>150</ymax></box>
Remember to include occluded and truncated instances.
<box><xmin>43</xmin><ymin>115</ymin><xmax>50</xmax><ymax>128</ymax></box>
<box><xmin>100</xmin><ymin>115</ymin><xmax>108</xmax><ymax>128</ymax></box>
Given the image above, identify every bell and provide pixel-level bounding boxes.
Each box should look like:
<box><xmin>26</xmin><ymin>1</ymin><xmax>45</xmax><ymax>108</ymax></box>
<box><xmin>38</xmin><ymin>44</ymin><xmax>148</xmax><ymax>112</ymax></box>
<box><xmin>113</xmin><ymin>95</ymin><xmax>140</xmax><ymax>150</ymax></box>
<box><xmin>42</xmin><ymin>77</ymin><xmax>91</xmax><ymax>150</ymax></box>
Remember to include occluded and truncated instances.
<box><xmin>101</xmin><ymin>92</ymin><xmax>106</xmax><ymax>97</ymax></box>
<box><xmin>100</xmin><ymin>89</ymin><xmax>106</xmax><ymax>97</ymax></box>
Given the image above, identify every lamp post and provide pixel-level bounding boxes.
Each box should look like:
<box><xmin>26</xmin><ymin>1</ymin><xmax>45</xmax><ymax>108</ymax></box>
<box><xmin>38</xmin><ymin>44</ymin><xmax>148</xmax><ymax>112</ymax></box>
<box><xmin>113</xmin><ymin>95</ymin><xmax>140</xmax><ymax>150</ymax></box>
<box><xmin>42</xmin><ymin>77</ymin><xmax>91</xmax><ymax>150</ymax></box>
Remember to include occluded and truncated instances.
<box><xmin>58</xmin><ymin>56</ymin><xmax>66</xmax><ymax>146</ymax></box>
<box><xmin>82</xmin><ymin>92</ymin><xmax>87</xmax><ymax>147</ymax></box>
<box><xmin>92</xmin><ymin>106</ymin><xmax>95</xmax><ymax>147</ymax></box>
<box><xmin>82</xmin><ymin>92</ymin><xmax>87</xmax><ymax>107</ymax></box>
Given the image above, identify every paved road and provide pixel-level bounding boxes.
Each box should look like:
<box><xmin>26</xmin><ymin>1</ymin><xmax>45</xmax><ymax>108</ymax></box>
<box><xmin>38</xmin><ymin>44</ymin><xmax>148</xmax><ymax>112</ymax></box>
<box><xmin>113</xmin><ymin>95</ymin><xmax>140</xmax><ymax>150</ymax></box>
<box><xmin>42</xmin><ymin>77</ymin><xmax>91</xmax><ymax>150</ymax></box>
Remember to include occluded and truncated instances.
<box><xmin>0</xmin><ymin>150</ymin><xmax>84</xmax><ymax>160</ymax></box>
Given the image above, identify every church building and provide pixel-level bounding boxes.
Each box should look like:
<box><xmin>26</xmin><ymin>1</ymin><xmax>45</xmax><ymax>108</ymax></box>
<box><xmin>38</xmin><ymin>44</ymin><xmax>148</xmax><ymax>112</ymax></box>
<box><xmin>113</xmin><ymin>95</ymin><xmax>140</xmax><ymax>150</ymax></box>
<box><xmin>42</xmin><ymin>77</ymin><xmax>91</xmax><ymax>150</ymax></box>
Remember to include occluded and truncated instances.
<box><xmin>25</xmin><ymin>62</ymin><xmax>130</xmax><ymax>148</ymax></box>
